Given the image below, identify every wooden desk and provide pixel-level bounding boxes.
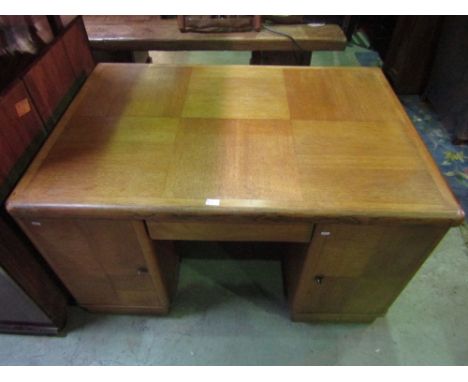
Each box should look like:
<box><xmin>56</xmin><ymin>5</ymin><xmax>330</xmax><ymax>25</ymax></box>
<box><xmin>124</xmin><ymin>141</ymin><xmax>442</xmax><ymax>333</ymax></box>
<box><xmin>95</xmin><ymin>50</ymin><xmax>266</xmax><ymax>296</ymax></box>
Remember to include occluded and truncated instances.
<box><xmin>7</xmin><ymin>64</ymin><xmax>464</xmax><ymax>322</ymax></box>
<box><xmin>84</xmin><ymin>17</ymin><xmax>347</xmax><ymax>65</ymax></box>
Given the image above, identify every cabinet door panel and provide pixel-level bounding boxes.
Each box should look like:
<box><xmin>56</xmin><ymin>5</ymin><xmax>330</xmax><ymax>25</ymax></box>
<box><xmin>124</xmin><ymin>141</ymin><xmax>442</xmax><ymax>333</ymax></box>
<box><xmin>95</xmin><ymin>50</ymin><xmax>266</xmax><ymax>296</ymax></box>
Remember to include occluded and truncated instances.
<box><xmin>0</xmin><ymin>81</ymin><xmax>45</xmax><ymax>144</ymax></box>
<box><xmin>62</xmin><ymin>17</ymin><xmax>95</xmax><ymax>78</ymax></box>
<box><xmin>23</xmin><ymin>40</ymin><xmax>76</xmax><ymax>130</ymax></box>
<box><xmin>17</xmin><ymin>218</ymin><xmax>170</xmax><ymax>312</ymax></box>
<box><xmin>287</xmin><ymin>224</ymin><xmax>448</xmax><ymax>320</ymax></box>
<box><xmin>312</xmin><ymin>224</ymin><xmax>446</xmax><ymax>278</ymax></box>
<box><xmin>0</xmin><ymin>80</ymin><xmax>46</xmax><ymax>187</ymax></box>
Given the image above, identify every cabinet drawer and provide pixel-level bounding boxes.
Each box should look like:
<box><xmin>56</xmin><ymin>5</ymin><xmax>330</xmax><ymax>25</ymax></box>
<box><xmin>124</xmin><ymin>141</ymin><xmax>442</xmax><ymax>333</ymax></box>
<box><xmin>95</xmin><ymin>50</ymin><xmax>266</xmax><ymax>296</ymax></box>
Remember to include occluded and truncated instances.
<box><xmin>146</xmin><ymin>220</ymin><xmax>313</xmax><ymax>242</ymax></box>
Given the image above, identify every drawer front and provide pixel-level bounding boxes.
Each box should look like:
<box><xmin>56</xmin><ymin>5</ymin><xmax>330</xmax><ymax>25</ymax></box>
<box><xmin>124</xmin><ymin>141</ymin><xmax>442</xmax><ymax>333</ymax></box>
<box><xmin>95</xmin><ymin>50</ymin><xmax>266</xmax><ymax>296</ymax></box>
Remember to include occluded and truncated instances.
<box><xmin>146</xmin><ymin>220</ymin><xmax>313</xmax><ymax>242</ymax></box>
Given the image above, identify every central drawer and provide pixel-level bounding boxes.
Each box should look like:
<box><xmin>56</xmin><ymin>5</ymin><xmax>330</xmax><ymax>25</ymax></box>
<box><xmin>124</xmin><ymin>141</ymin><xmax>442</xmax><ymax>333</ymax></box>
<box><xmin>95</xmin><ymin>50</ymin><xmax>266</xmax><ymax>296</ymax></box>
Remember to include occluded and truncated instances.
<box><xmin>146</xmin><ymin>220</ymin><xmax>313</xmax><ymax>242</ymax></box>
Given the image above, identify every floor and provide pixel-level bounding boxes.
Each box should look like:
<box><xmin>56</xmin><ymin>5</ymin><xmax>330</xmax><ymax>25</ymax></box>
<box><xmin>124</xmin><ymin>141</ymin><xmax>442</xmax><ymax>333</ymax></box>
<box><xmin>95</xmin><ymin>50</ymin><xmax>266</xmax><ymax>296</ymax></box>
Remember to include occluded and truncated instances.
<box><xmin>1</xmin><ymin>34</ymin><xmax>467</xmax><ymax>366</ymax></box>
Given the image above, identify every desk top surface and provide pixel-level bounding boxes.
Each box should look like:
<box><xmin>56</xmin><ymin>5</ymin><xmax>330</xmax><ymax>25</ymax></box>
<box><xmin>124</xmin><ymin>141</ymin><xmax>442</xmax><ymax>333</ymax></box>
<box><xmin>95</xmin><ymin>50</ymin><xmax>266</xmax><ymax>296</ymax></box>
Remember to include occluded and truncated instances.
<box><xmin>8</xmin><ymin>64</ymin><xmax>463</xmax><ymax>224</ymax></box>
<box><xmin>84</xmin><ymin>16</ymin><xmax>346</xmax><ymax>52</ymax></box>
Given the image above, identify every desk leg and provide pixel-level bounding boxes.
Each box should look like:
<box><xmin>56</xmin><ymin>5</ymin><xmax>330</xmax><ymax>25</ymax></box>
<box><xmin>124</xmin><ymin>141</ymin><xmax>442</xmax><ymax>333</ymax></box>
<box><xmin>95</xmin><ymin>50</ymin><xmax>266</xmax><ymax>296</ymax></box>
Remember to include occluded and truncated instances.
<box><xmin>250</xmin><ymin>51</ymin><xmax>312</xmax><ymax>66</ymax></box>
<box><xmin>283</xmin><ymin>223</ymin><xmax>449</xmax><ymax>322</ymax></box>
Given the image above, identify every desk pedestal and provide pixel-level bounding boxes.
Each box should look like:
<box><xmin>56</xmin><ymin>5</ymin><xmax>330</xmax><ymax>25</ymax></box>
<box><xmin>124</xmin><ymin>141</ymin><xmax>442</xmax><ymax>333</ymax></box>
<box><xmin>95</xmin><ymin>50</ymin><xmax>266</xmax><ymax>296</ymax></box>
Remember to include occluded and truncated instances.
<box><xmin>283</xmin><ymin>223</ymin><xmax>447</xmax><ymax>322</ymax></box>
<box><xmin>16</xmin><ymin>217</ymin><xmax>448</xmax><ymax>322</ymax></box>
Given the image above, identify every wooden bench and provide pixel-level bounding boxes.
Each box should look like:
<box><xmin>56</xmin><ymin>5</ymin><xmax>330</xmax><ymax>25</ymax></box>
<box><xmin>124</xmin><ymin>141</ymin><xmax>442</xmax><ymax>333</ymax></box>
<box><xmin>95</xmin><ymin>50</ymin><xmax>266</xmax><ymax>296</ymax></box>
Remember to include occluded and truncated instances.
<box><xmin>84</xmin><ymin>16</ymin><xmax>347</xmax><ymax>65</ymax></box>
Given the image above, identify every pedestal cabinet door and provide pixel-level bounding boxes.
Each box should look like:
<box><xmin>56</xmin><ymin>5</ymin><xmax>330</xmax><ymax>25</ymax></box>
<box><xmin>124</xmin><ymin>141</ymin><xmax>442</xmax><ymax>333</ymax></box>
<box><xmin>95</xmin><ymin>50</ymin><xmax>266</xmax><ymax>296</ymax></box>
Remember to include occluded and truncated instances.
<box><xmin>17</xmin><ymin>218</ymin><xmax>171</xmax><ymax>313</ymax></box>
<box><xmin>285</xmin><ymin>224</ymin><xmax>448</xmax><ymax>321</ymax></box>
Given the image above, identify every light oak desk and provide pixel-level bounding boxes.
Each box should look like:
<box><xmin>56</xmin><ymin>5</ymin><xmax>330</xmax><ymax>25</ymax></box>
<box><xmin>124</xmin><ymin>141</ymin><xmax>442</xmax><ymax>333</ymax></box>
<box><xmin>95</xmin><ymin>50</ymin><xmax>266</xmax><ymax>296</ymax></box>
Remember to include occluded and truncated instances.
<box><xmin>7</xmin><ymin>64</ymin><xmax>464</xmax><ymax>322</ymax></box>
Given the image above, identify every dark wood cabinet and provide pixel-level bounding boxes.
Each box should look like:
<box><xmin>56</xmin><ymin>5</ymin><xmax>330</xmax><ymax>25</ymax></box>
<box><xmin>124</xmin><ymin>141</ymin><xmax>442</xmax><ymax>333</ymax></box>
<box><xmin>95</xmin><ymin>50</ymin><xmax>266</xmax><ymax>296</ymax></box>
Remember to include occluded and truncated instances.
<box><xmin>426</xmin><ymin>16</ymin><xmax>468</xmax><ymax>142</ymax></box>
<box><xmin>0</xmin><ymin>80</ymin><xmax>67</xmax><ymax>334</ymax></box>
<box><xmin>383</xmin><ymin>16</ymin><xmax>441</xmax><ymax>94</ymax></box>
<box><xmin>0</xmin><ymin>16</ymin><xmax>95</xmax><ymax>334</ymax></box>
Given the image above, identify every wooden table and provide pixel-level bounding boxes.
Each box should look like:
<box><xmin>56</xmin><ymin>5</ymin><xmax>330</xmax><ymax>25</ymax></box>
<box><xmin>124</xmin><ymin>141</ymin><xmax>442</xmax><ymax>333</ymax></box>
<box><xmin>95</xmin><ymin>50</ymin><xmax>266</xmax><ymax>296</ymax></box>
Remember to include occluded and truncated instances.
<box><xmin>7</xmin><ymin>64</ymin><xmax>464</xmax><ymax>322</ymax></box>
<box><xmin>84</xmin><ymin>16</ymin><xmax>347</xmax><ymax>65</ymax></box>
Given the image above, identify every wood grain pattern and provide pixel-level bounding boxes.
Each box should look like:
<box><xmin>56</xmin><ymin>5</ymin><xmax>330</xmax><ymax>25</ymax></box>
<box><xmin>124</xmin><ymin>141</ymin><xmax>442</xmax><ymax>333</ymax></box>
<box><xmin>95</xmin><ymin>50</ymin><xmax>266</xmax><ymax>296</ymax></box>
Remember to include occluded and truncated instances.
<box><xmin>284</xmin><ymin>223</ymin><xmax>449</xmax><ymax>321</ymax></box>
<box><xmin>0</xmin><ymin>81</ymin><xmax>46</xmax><ymax>179</ymax></box>
<box><xmin>7</xmin><ymin>65</ymin><xmax>463</xmax><ymax>225</ymax></box>
<box><xmin>62</xmin><ymin>16</ymin><xmax>95</xmax><ymax>78</ymax></box>
<box><xmin>22</xmin><ymin>40</ymin><xmax>76</xmax><ymax>129</ymax></box>
<box><xmin>0</xmin><ymin>80</ymin><xmax>46</xmax><ymax>202</ymax></box>
<box><xmin>16</xmin><ymin>218</ymin><xmax>175</xmax><ymax>313</ymax></box>
<box><xmin>84</xmin><ymin>16</ymin><xmax>347</xmax><ymax>52</ymax></box>
<box><xmin>147</xmin><ymin>220</ymin><xmax>313</xmax><ymax>242</ymax></box>
<box><xmin>75</xmin><ymin>65</ymin><xmax>191</xmax><ymax>117</ymax></box>
<box><xmin>285</xmin><ymin>69</ymin><xmax>400</xmax><ymax>120</ymax></box>
<box><xmin>182</xmin><ymin>67</ymin><xmax>290</xmax><ymax>119</ymax></box>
